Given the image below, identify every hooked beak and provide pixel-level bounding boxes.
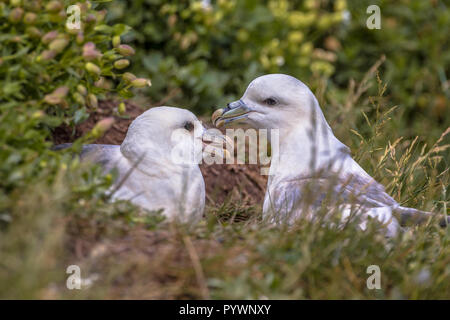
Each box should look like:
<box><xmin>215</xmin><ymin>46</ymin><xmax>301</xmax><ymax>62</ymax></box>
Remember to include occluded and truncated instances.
<box><xmin>211</xmin><ymin>99</ymin><xmax>251</xmax><ymax>128</ymax></box>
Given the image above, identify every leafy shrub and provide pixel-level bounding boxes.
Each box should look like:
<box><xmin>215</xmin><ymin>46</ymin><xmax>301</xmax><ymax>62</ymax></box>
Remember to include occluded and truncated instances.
<box><xmin>106</xmin><ymin>0</ymin><xmax>347</xmax><ymax>112</ymax></box>
<box><xmin>333</xmin><ymin>0</ymin><xmax>450</xmax><ymax>139</ymax></box>
<box><xmin>107</xmin><ymin>0</ymin><xmax>448</xmax><ymax>142</ymax></box>
<box><xmin>0</xmin><ymin>0</ymin><xmax>145</xmax><ymax>207</ymax></box>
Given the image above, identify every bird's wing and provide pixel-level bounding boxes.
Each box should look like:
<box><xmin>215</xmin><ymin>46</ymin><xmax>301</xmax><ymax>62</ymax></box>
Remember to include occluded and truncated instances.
<box><xmin>266</xmin><ymin>163</ymin><xmax>443</xmax><ymax>229</ymax></box>
<box><xmin>264</xmin><ymin>176</ymin><xmax>400</xmax><ymax>236</ymax></box>
<box><xmin>266</xmin><ymin>175</ymin><xmax>392</xmax><ymax>215</ymax></box>
<box><xmin>336</xmin><ymin>159</ymin><xmax>444</xmax><ymax>226</ymax></box>
<box><xmin>79</xmin><ymin>144</ymin><xmax>121</xmax><ymax>169</ymax></box>
<box><xmin>336</xmin><ymin>172</ymin><xmax>398</xmax><ymax>208</ymax></box>
<box><xmin>53</xmin><ymin>143</ymin><xmax>125</xmax><ymax>173</ymax></box>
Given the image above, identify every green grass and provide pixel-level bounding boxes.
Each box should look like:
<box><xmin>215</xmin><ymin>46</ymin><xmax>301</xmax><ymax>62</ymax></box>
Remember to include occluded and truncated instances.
<box><xmin>1</xmin><ymin>190</ymin><xmax>449</xmax><ymax>299</ymax></box>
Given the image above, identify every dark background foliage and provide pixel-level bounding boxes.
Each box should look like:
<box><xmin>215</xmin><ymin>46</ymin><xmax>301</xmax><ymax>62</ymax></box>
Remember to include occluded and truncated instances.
<box><xmin>106</xmin><ymin>0</ymin><xmax>449</xmax><ymax>141</ymax></box>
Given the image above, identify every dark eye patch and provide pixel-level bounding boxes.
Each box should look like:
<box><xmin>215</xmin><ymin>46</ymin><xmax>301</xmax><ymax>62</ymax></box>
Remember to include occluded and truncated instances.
<box><xmin>264</xmin><ymin>97</ymin><xmax>277</xmax><ymax>106</ymax></box>
<box><xmin>184</xmin><ymin>121</ymin><xmax>194</xmax><ymax>131</ymax></box>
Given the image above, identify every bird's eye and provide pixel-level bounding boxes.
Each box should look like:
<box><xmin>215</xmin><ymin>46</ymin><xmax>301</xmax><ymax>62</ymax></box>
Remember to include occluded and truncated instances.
<box><xmin>264</xmin><ymin>97</ymin><xmax>277</xmax><ymax>106</ymax></box>
<box><xmin>184</xmin><ymin>121</ymin><xmax>194</xmax><ymax>131</ymax></box>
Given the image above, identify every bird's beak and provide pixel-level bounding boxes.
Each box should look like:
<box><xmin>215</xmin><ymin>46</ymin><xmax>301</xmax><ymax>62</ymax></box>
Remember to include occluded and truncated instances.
<box><xmin>212</xmin><ymin>99</ymin><xmax>251</xmax><ymax>128</ymax></box>
<box><xmin>201</xmin><ymin>130</ymin><xmax>232</xmax><ymax>159</ymax></box>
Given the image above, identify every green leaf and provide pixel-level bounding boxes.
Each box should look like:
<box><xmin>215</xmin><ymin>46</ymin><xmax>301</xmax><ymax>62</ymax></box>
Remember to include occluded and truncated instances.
<box><xmin>113</xmin><ymin>24</ymin><xmax>132</xmax><ymax>36</ymax></box>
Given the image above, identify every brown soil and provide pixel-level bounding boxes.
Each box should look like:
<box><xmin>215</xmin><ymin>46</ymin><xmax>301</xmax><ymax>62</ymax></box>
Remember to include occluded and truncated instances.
<box><xmin>52</xmin><ymin>99</ymin><xmax>267</xmax><ymax>207</ymax></box>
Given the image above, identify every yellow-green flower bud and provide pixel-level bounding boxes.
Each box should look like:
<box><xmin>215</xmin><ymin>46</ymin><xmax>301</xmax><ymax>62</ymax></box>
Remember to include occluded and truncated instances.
<box><xmin>118</xmin><ymin>102</ymin><xmax>126</xmax><ymax>115</ymax></box>
<box><xmin>9</xmin><ymin>7</ymin><xmax>24</xmax><ymax>23</ymax></box>
<box><xmin>45</xmin><ymin>0</ymin><xmax>62</xmax><ymax>13</ymax></box>
<box><xmin>114</xmin><ymin>59</ymin><xmax>130</xmax><ymax>69</ymax></box>
<box><xmin>49</xmin><ymin>38</ymin><xmax>69</xmax><ymax>53</ymax></box>
<box><xmin>288</xmin><ymin>31</ymin><xmax>304</xmax><ymax>44</ymax></box>
<box><xmin>87</xmin><ymin>93</ymin><xmax>98</xmax><ymax>109</ymax></box>
<box><xmin>122</xmin><ymin>72</ymin><xmax>137</xmax><ymax>83</ymax></box>
<box><xmin>77</xmin><ymin>84</ymin><xmax>87</xmax><ymax>96</ymax></box>
<box><xmin>85</xmin><ymin>62</ymin><xmax>101</xmax><ymax>76</ymax></box>
<box><xmin>53</xmin><ymin>86</ymin><xmax>69</xmax><ymax>97</ymax></box>
<box><xmin>73</xmin><ymin>92</ymin><xmax>85</xmax><ymax>105</ymax></box>
<box><xmin>117</xmin><ymin>45</ymin><xmax>135</xmax><ymax>57</ymax></box>
<box><xmin>105</xmin><ymin>173</ymin><xmax>113</xmax><ymax>184</ymax></box>
<box><xmin>105</xmin><ymin>53</ymin><xmax>122</xmax><ymax>61</ymax></box>
<box><xmin>300</xmin><ymin>42</ymin><xmax>313</xmax><ymax>56</ymax></box>
<box><xmin>24</xmin><ymin>12</ymin><xmax>37</xmax><ymax>24</ymax></box>
<box><xmin>44</xmin><ymin>94</ymin><xmax>61</xmax><ymax>105</ymax></box>
<box><xmin>334</xmin><ymin>0</ymin><xmax>347</xmax><ymax>11</ymax></box>
<box><xmin>26</xmin><ymin>26</ymin><xmax>41</xmax><ymax>38</ymax></box>
<box><xmin>112</xmin><ymin>36</ymin><xmax>121</xmax><ymax>48</ymax></box>
<box><xmin>38</xmin><ymin>50</ymin><xmax>57</xmax><ymax>61</ymax></box>
<box><xmin>43</xmin><ymin>86</ymin><xmax>69</xmax><ymax>105</ymax></box>
<box><xmin>82</xmin><ymin>42</ymin><xmax>102</xmax><ymax>61</ymax></box>
<box><xmin>317</xmin><ymin>15</ymin><xmax>333</xmax><ymax>29</ymax></box>
<box><xmin>27</xmin><ymin>0</ymin><xmax>41</xmax><ymax>11</ymax></box>
<box><xmin>131</xmin><ymin>78</ymin><xmax>152</xmax><ymax>88</ymax></box>
<box><xmin>236</xmin><ymin>29</ymin><xmax>249</xmax><ymax>42</ymax></box>
<box><xmin>42</xmin><ymin>31</ymin><xmax>58</xmax><ymax>44</ymax></box>
<box><xmin>91</xmin><ymin>117</ymin><xmax>115</xmax><ymax>138</ymax></box>
<box><xmin>32</xmin><ymin>110</ymin><xmax>45</xmax><ymax>119</ymax></box>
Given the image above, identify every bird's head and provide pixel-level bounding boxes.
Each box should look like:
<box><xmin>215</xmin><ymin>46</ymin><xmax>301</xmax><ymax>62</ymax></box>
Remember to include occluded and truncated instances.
<box><xmin>212</xmin><ymin>74</ymin><xmax>329</xmax><ymax>132</ymax></box>
<box><xmin>121</xmin><ymin>106</ymin><xmax>227</xmax><ymax>166</ymax></box>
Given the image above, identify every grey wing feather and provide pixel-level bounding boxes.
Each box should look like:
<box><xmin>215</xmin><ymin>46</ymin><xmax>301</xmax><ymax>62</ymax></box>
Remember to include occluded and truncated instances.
<box><xmin>336</xmin><ymin>174</ymin><xmax>450</xmax><ymax>227</ymax></box>
<box><xmin>52</xmin><ymin>143</ymin><xmax>121</xmax><ymax>169</ymax></box>
<box><xmin>286</xmin><ymin>173</ymin><xmax>441</xmax><ymax>227</ymax></box>
<box><xmin>395</xmin><ymin>206</ymin><xmax>450</xmax><ymax>227</ymax></box>
<box><xmin>339</xmin><ymin>174</ymin><xmax>397</xmax><ymax>207</ymax></box>
<box><xmin>51</xmin><ymin>143</ymin><xmax>73</xmax><ymax>151</ymax></box>
<box><xmin>79</xmin><ymin>144</ymin><xmax>119</xmax><ymax>168</ymax></box>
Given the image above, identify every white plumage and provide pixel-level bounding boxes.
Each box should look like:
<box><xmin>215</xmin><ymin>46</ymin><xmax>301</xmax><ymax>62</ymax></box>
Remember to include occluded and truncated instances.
<box><xmin>61</xmin><ymin>107</ymin><xmax>212</xmax><ymax>222</ymax></box>
<box><xmin>213</xmin><ymin>74</ymin><xmax>435</xmax><ymax>236</ymax></box>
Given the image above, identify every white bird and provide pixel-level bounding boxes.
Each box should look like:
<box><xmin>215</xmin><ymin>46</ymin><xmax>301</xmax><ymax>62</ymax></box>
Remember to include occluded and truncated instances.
<box><xmin>56</xmin><ymin>106</ymin><xmax>225</xmax><ymax>223</ymax></box>
<box><xmin>212</xmin><ymin>74</ymin><xmax>442</xmax><ymax>236</ymax></box>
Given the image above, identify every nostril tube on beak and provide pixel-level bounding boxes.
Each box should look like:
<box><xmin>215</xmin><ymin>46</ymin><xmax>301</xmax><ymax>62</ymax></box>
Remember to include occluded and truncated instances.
<box><xmin>228</xmin><ymin>100</ymin><xmax>242</xmax><ymax>109</ymax></box>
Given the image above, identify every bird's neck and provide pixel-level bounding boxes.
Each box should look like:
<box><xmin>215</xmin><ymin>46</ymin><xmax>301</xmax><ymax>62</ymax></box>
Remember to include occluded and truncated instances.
<box><xmin>268</xmin><ymin>123</ymin><xmax>351</xmax><ymax>181</ymax></box>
